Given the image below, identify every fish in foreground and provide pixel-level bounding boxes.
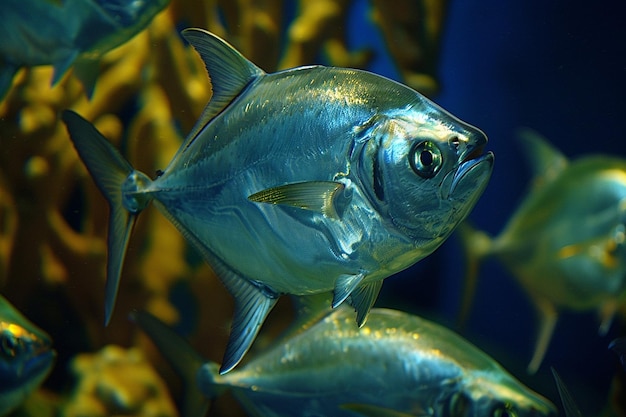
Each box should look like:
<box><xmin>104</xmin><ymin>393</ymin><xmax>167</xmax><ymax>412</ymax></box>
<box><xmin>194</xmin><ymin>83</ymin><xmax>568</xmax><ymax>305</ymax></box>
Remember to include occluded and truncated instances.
<box><xmin>460</xmin><ymin>129</ymin><xmax>626</xmax><ymax>373</ymax></box>
<box><xmin>0</xmin><ymin>0</ymin><xmax>170</xmax><ymax>99</ymax></box>
<box><xmin>62</xmin><ymin>28</ymin><xmax>493</xmax><ymax>373</ymax></box>
<box><xmin>0</xmin><ymin>294</ymin><xmax>56</xmax><ymax>417</ymax></box>
<box><xmin>133</xmin><ymin>304</ymin><xmax>555</xmax><ymax>417</ymax></box>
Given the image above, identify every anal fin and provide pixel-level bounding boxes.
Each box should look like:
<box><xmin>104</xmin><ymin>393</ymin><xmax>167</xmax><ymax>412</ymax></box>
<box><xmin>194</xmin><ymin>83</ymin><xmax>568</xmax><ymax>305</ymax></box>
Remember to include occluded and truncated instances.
<box><xmin>219</xmin><ymin>274</ymin><xmax>278</xmax><ymax>375</ymax></box>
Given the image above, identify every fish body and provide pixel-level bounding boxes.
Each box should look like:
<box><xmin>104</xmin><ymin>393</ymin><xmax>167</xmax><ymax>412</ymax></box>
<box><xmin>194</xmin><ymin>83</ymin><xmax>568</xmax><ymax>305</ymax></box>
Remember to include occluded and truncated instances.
<box><xmin>0</xmin><ymin>295</ymin><xmax>55</xmax><ymax>416</ymax></box>
<box><xmin>461</xmin><ymin>129</ymin><xmax>626</xmax><ymax>373</ymax></box>
<box><xmin>62</xmin><ymin>28</ymin><xmax>493</xmax><ymax>373</ymax></box>
<box><xmin>134</xmin><ymin>306</ymin><xmax>555</xmax><ymax>417</ymax></box>
<box><xmin>0</xmin><ymin>0</ymin><xmax>169</xmax><ymax>99</ymax></box>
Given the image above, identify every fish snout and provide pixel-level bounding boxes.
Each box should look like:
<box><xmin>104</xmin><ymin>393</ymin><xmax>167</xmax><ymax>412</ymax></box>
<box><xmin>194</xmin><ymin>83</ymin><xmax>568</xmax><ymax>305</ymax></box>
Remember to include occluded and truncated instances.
<box><xmin>441</xmin><ymin>151</ymin><xmax>494</xmax><ymax>201</ymax></box>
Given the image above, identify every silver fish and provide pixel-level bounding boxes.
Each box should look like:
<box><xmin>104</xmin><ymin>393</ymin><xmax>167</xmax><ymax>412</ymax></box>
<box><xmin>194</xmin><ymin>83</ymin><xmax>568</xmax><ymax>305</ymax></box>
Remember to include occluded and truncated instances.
<box><xmin>0</xmin><ymin>294</ymin><xmax>55</xmax><ymax>416</ymax></box>
<box><xmin>460</xmin><ymin>129</ymin><xmax>626</xmax><ymax>373</ymax></box>
<box><xmin>0</xmin><ymin>0</ymin><xmax>169</xmax><ymax>99</ymax></box>
<box><xmin>133</xmin><ymin>303</ymin><xmax>555</xmax><ymax>417</ymax></box>
<box><xmin>62</xmin><ymin>28</ymin><xmax>493</xmax><ymax>373</ymax></box>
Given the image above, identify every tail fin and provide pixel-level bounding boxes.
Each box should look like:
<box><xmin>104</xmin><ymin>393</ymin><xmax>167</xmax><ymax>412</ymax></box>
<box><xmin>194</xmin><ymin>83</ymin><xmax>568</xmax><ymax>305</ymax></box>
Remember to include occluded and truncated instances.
<box><xmin>131</xmin><ymin>311</ymin><xmax>215</xmax><ymax>417</ymax></box>
<box><xmin>457</xmin><ymin>221</ymin><xmax>492</xmax><ymax>327</ymax></box>
<box><xmin>62</xmin><ymin>110</ymin><xmax>150</xmax><ymax>325</ymax></box>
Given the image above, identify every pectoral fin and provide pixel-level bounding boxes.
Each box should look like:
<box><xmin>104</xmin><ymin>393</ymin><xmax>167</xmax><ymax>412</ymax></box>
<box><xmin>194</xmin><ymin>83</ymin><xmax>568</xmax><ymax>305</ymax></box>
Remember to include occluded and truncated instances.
<box><xmin>248</xmin><ymin>181</ymin><xmax>348</xmax><ymax>219</ymax></box>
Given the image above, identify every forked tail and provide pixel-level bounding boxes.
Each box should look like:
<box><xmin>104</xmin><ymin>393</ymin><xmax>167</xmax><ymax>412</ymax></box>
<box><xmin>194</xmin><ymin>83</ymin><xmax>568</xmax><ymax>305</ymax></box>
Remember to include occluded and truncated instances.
<box><xmin>62</xmin><ymin>110</ymin><xmax>152</xmax><ymax>325</ymax></box>
<box><xmin>132</xmin><ymin>311</ymin><xmax>219</xmax><ymax>417</ymax></box>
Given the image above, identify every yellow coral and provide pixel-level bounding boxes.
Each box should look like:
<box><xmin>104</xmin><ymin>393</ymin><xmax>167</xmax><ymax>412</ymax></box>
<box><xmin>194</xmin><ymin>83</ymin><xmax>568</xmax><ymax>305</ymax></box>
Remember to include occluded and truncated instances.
<box><xmin>62</xmin><ymin>345</ymin><xmax>177</xmax><ymax>417</ymax></box>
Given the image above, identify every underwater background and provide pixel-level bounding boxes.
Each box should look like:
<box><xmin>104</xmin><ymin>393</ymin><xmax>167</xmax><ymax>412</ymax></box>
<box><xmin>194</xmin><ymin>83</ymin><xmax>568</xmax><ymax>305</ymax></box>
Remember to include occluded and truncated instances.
<box><xmin>1</xmin><ymin>0</ymin><xmax>625</xmax><ymax>415</ymax></box>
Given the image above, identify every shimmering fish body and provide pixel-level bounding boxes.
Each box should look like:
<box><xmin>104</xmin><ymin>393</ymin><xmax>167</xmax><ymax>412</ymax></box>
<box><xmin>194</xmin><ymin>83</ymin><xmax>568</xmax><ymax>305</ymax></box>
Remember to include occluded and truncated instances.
<box><xmin>0</xmin><ymin>0</ymin><xmax>169</xmax><ymax>99</ymax></box>
<box><xmin>0</xmin><ymin>295</ymin><xmax>55</xmax><ymax>416</ymax></box>
<box><xmin>461</xmin><ymin>130</ymin><xmax>626</xmax><ymax>373</ymax></box>
<box><xmin>134</xmin><ymin>306</ymin><xmax>555</xmax><ymax>417</ymax></box>
<box><xmin>62</xmin><ymin>28</ymin><xmax>493</xmax><ymax>373</ymax></box>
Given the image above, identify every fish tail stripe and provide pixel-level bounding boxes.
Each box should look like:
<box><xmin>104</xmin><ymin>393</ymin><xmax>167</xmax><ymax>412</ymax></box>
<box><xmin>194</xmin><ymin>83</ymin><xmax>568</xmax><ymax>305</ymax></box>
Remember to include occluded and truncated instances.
<box><xmin>61</xmin><ymin>110</ymin><xmax>140</xmax><ymax>325</ymax></box>
<box><xmin>131</xmin><ymin>311</ymin><xmax>212</xmax><ymax>417</ymax></box>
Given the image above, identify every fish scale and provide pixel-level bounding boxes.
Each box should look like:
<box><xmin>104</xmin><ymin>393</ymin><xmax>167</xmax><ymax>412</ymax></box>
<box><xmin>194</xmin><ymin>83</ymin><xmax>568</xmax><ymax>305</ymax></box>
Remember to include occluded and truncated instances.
<box><xmin>62</xmin><ymin>28</ymin><xmax>493</xmax><ymax>374</ymax></box>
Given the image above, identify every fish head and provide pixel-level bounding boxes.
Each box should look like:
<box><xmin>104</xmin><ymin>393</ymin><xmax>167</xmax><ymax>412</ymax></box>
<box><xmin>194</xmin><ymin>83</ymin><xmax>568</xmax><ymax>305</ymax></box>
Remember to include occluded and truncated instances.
<box><xmin>0</xmin><ymin>298</ymin><xmax>55</xmax><ymax>414</ymax></box>
<box><xmin>354</xmin><ymin>98</ymin><xmax>494</xmax><ymax>245</ymax></box>
<box><xmin>446</xmin><ymin>372</ymin><xmax>557</xmax><ymax>417</ymax></box>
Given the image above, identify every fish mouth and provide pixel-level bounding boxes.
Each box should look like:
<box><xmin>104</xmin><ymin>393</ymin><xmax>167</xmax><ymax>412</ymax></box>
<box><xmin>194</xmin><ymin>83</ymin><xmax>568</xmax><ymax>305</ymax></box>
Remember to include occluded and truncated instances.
<box><xmin>441</xmin><ymin>148</ymin><xmax>494</xmax><ymax>200</ymax></box>
<box><xmin>23</xmin><ymin>349</ymin><xmax>56</xmax><ymax>380</ymax></box>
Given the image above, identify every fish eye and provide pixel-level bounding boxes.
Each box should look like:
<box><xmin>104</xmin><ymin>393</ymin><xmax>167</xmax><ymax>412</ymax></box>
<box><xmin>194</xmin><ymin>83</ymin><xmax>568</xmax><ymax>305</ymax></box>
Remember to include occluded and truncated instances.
<box><xmin>410</xmin><ymin>141</ymin><xmax>442</xmax><ymax>178</ymax></box>
<box><xmin>0</xmin><ymin>331</ymin><xmax>24</xmax><ymax>359</ymax></box>
<box><xmin>492</xmin><ymin>404</ymin><xmax>517</xmax><ymax>417</ymax></box>
<box><xmin>446</xmin><ymin>392</ymin><xmax>472</xmax><ymax>417</ymax></box>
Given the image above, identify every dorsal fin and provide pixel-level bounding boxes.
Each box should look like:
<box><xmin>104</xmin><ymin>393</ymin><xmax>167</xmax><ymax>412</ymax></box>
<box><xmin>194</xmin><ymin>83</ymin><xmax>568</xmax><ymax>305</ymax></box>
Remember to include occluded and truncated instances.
<box><xmin>517</xmin><ymin>128</ymin><xmax>568</xmax><ymax>188</ymax></box>
<box><xmin>181</xmin><ymin>28</ymin><xmax>265</xmax><ymax>146</ymax></box>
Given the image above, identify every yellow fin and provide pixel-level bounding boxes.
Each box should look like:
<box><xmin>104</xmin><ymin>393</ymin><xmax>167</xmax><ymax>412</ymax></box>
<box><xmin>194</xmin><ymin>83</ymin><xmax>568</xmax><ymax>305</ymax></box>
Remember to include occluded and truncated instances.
<box><xmin>248</xmin><ymin>181</ymin><xmax>347</xmax><ymax>218</ymax></box>
<box><xmin>527</xmin><ymin>297</ymin><xmax>558</xmax><ymax>374</ymax></box>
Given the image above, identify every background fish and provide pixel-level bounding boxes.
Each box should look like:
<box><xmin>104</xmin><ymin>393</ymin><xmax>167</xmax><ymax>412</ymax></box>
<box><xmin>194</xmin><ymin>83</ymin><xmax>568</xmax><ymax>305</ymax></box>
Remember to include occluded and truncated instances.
<box><xmin>609</xmin><ymin>338</ymin><xmax>626</xmax><ymax>371</ymax></box>
<box><xmin>459</xmin><ymin>129</ymin><xmax>626</xmax><ymax>373</ymax></box>
<box><xmin>0</xmin><ymin>294</ymin><xmax>55</xmax><ymax>416</ymax></box>
<box><xmin>0</xmin><ymin>0</ymin><xmax>170</xmax><ymax>99</ymax></box>
<box><xmin>134</xmin><ymin>304</ymin><xmax>555</xmax><ymax>417</ymax></box>
<box><xmin>62</xmin><ymin>28</ymin><xmax>493</xmax><ymax>374</ymax></box>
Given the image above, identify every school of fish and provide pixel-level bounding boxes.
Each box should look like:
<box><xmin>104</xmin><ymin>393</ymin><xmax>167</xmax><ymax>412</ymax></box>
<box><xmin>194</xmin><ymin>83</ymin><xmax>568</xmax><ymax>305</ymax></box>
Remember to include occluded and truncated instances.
<box><xmin>5</xmin><ymin>5</ymin><xmax>624</xmax><ymax>415</ymax></box>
